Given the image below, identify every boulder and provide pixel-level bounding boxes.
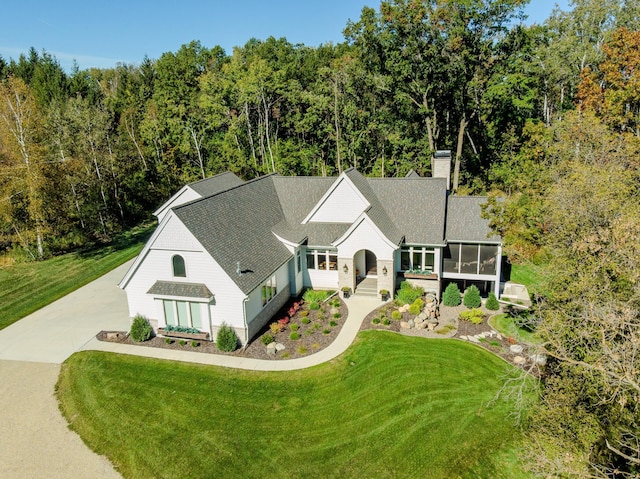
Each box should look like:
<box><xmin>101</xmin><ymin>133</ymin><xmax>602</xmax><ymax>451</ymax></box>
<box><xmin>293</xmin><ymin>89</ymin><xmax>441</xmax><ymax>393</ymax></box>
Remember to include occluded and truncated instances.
<box><xmin>266</xmin><ymin>342</ymin><xmax>277</xmax><ymax>356</ymax></box>
<box><xmin>530</xmin><ymin>354</ymin><xmax>547</xmax><ymax>366</ymax></box>
<box><xmin>510</xmin><ymin>344</ymin><xmax>524</xmax><ymax>354</ymax></box>
<box><xmin>275</xmin><ymin>343</ymin><xmax>286</xmax><ymax>352</ymax></box>
<box><xmin>513</xmin><ymin>356</ymin><xmax>526</xmax><ymax>365</ymax></box>
<box><xmin>415</xmin><ymin>321</ymin><xmax>428</xmax><ymax>330</ymax></box>
<box><xmin>400</xmin><ymin>321</ymin><xmax>411</xmax><ymax>329</ymax></box>
<box><xmin>408</xmin><ymin>319</ymin><xmax>415</xmax><ymax>328</ymax></box>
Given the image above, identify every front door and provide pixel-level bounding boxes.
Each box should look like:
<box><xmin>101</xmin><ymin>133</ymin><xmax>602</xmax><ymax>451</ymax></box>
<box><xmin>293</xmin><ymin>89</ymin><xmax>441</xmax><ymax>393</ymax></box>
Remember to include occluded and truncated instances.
<box><xmin>365</xmin><ymin>250</ymin><xmax>377</xmax><ymax>276</ymax></box>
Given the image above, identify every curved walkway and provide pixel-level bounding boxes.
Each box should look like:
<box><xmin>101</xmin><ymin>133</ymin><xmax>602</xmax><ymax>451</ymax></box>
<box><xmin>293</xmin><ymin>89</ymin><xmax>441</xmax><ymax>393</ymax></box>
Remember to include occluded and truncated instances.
<box><xmin>82</xmin><ymin>294</ymin><xmax>383</xmax><ymax>370</ymax></box>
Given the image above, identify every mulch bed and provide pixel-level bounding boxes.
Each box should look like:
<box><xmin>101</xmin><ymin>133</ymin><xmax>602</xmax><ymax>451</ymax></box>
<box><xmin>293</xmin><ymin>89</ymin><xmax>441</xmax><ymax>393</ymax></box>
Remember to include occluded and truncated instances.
<box><xmin>99</xmin><ymin>296</ymin><xmax>532</xmax><ymax>367</ymax></box>
<box><xmin>98</xmin><ymin>293</ymin><xmax>348</xmax><ymax>360</ymax></box>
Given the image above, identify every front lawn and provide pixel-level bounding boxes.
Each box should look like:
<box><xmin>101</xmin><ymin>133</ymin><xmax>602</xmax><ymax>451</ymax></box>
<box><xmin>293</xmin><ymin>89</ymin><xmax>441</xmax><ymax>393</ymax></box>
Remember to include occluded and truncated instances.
<box><xmin>57</xmin><ymin>332</ymin><xmax>533</xmax><ymax>479</ymax></box>
<box><xmin>0</xmin><ymin>223</ymin><xmax>152</xmax><ymax>330</ymax></box>
<box><xmin>489</xmin><ymin>313</ymin><xmax>541</xmax><ymax>345</ymax></box>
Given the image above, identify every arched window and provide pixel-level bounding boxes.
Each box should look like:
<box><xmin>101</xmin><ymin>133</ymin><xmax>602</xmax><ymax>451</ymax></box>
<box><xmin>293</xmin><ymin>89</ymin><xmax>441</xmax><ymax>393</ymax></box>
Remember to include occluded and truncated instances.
<box><xmin>172</xmin><ymin>255</ymin><xmax>186</xmax><ymax>277</ymax></box>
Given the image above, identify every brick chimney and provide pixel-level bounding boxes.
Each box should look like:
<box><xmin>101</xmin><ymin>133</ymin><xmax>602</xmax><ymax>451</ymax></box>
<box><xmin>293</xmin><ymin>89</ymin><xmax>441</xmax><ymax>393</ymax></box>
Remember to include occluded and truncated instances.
<box><xmin>431</xmin><ymin>150</ymin><xmax>452</xmax><ymax>191</ymax></box>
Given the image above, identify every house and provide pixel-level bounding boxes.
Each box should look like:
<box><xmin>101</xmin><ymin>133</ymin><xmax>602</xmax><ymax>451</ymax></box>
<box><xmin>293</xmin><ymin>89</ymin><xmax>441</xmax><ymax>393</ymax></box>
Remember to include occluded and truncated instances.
<box><xmin>118</xmin><ymin>152</ymin><xmax>502</xmax><ymax>345</ymax></box>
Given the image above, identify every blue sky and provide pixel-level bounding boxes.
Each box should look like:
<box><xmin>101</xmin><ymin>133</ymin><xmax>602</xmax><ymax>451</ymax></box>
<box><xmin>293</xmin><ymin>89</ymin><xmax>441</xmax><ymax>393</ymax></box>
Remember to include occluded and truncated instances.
<box><xmin>0</xmin><ymin>0</ymin><xmax>571</xmax><ymax>71</ymax></box>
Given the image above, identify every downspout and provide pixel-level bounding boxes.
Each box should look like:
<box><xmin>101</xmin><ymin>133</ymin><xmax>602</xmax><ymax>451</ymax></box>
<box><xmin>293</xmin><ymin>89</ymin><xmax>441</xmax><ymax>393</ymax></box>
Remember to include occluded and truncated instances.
<box><xmin>241</xmin><ymin>296</ymin><xmax>249</xmax><ymax>349</ymax></box>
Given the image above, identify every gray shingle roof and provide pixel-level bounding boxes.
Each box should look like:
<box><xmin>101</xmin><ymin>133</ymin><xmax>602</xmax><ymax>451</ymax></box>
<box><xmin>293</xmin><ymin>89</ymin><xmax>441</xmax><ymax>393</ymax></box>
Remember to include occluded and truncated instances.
<box><xmin>272</xmin><ymin>220</ymin><xmax>349</xmax><ymax>246</ymax></box>
<box><xmin>188</xmin><ymin>172</ymin><xmax>243</xmax><ymax>197</ymax></box>
<box><xmin>147</xmin><ymin>281</ymin><xmax>213</xmax><ymax>299</ymax></box>
<box><xmin>445</xmin><ymin>196</ymin><xmax>500</xmax><ymax>243</ymax></box>
<box><xmin>344</xmin><ymin>169</ymin><xmax>403</xmax><ymax>245</ymax></box>
<box><xmin>369</xmin><ymin>177</ymin><xmax>448</xmax><ymax>245</ymax></box>
<box><xmin>173</xmin><ymin>175</ymin><xmax>292</xmax><ymax>294</ymax></box>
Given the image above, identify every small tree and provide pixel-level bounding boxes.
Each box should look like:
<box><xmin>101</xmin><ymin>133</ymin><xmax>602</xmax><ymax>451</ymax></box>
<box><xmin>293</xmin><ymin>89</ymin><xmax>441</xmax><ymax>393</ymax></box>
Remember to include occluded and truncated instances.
<box><xmin>486</xmin><ymin>292</ymin><xmax>500</xmax><ymax>311</ymax></box>
<box><xmin>130</xmin><ymin>314</ymin><xmax>152</xmax><ymax>342</ymax></box>
<box><xmin>216</xmin><ymin>322</ymin><xmax>238</xmax><ymax>352</ymax></box>
<box><xmin>463</xmin><ymin>285</ymin><xmax>482</xmax><ymax>309</ymax></box>
<box><xmin>442</xmin><ymin>282</ymin><xmax>461</xmax><ymax>307</ymax></box>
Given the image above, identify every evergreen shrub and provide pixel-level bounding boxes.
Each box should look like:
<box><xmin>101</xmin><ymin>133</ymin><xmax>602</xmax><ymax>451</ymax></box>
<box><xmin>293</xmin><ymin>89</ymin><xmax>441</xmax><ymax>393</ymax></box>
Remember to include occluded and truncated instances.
<box><xmin>485</xmin><ymin>292</ymin><xmax>500</xmax><ymax>311</ymax></box>
<box><xmin>463</xmin><ymin>285</ymin><xmax>482</xmax><ymax>309</ymax></box>
<box><xmin>130</xmin><ymin>315</ymin><xmax>152</xmax><ymax>342</ymax></box>
<box><xmin>216</xmin><ymin>323</ymin><xmax>238</xmax><ymax>352</ymax></box>
<box><xmin>442</xmin><ymin>283</ymin><xmax>462</xmax><ymax>307</ymax></box>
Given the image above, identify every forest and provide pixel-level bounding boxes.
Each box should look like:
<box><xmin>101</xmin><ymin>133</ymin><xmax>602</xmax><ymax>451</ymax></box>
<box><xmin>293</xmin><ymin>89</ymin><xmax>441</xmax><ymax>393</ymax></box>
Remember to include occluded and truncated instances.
<box><xmin>1</xmin><ymin>0</ymin><xmax>639</xmax><ymax>477</ymax></box>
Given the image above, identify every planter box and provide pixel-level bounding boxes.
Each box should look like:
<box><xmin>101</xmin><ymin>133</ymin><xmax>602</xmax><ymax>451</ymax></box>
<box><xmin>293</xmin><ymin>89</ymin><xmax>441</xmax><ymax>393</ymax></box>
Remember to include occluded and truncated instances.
<box><xmin>401</xmin><ymin>272</ymin><xmax>438</xmax><ymax>280</ymax></box>
<box><xmin>158</xmin><ymin>328</ymin><xmax>210</xmax><ymax>341</ymax></box>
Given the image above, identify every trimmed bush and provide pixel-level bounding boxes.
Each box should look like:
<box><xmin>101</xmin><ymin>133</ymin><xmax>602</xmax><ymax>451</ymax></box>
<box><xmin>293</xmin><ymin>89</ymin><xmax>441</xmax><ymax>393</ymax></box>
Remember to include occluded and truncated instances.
<box><xmin>372</xmin><ymin>317</ymin><xmax>381</xmax><ymax>324</ymax></box>
<box><xmin>190</xmin><ymin>341</ymin><xmax>199</xmax><ymax>348</ymax></box>
<box><xmin>382</xmin><ymin>318</ymin><xmax>391</xmax><ymax>326</ymax></box>
<box><xmin>130</xmin><ymin>315</ymin><xmax>152</xmax><ymax>342</ymax></box>
<box><xmin>289</xmin><ymin>332</ymin><xmax>301</xmax><ymax>340</ymax></box>
<box><xmin>395</xmin><ymin>282</ymin><xmax>424</xmax><ymax>305</ymax></box>
<box><xmin>301</xmin><ymin>317</ymin><xmax>310</xmax><ymax>325</ymax></box>
<box><xmin>216</xmin><ymin>323</ymin><xmax>238</xmax><ymax>352</ymax></box>
<box><xmin>391</xmin><ymin>310</ymin><xmax>402</xmax><ymax>320</ymax></box>
<box><xmin>442</xmin><ymin>283</ymin><xmax>461</xmax><ymax>307</ymax></box>
<box><xmin>164</xmin><ymin>337</ymin><xmax>173</xmax><ymax>345</ymax></box>
<box><xmin>179</xmin><ymin>340</ymin><xmax>186</xmax><ymax>346</ymax></box>
<box><xmin>459</xmin><ymin>308</ymin><xmax>485</xmax><ymax>325</ymax></box>
<box><xmin>485</xmin><ymin>292</ymin><xmax>500</xmax><ymax>311</ymax></box>
<box><xmin>261</xmin><ymin>334</ymin><xmax>275</xmax><ymax>345</ymax></box>
<box><xmin>309</xmin><ymin>302</ymin><xmax>320</xmax><ymax>310</ymax></box>
<box><xmin>290</xmin><ymin>323</ymin><xmax>299</xmax><ymax>332</ymax></box>
<box><xmin>329</xmin><ymin>320</ymin><xmax>338</xmax><ymax>327</ymax></box>
<box><xmin>333</xmin><ymin>313</ymin><xmax>341</xmax><ymax>319</ymax></box>
<box><xmin>463</xmin><ymin>285</ymin><xmax>482</xmax><ymax>309</ymax></box>
<box><xmin>300</xmin><ymin>310</ymin><xmax>309</xmax><ymax>317</ymax></box>
<box><xmin>408</xmin><ymin>301</ymin><xmax>422</xmax><ymax>316</ymax></box>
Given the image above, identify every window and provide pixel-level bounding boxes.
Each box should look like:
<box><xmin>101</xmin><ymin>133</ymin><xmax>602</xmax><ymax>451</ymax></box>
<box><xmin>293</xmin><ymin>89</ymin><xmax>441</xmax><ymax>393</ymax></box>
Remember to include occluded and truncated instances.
<box><xmin>305</xmin><ymin>249</ymin><xmax>338</xmax><ymax>271</ymax></box>
<box><xmin>443</xmin><ymin>243</ymin><xmax>499</xmax><ymax>275</ymax></box>
<box><xmin>296</xmin><ymin>250</ymin><xmax>301</xmax><ymax>273</ymax></box>
<box><xmin>261</xmin><ymin>276</ymin><xmax>277</xmax><ymax>307</ymax></box>
<box><xmin>162</xmin><ymin>300</ymin><xmax>203</xmax><ymax>330</ymax></box>
<box><xmin>172</xmin><ymin>255</ymin><xmax>186</xmax><ymax>277</ymax></box>
<box><xmin>400</xmin><ymin>246</ymin><xmax>435</xmax><ymax>273</ymax></box>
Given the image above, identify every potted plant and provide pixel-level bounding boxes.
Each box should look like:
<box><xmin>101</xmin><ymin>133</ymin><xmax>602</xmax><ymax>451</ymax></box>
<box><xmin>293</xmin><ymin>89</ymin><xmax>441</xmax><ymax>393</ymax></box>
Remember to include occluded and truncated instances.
<box><xmin>380</xmin><ymin>289</ymin><xmax>390</xmax><ymax>301</ymax></box>
<box><xmin>341</xmin><ymin>286</ymin><xmax>351</xmax><ymax>299</ymax></box>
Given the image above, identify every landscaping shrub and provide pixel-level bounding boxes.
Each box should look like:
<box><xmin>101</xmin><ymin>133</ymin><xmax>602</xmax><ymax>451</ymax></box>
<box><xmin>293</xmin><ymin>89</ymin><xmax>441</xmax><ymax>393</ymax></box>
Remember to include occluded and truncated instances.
<box><xmin>179</xmin><ymin>340</ymin><xmax>186</xmax><ymax>346</ymax></box>
<box><xmin>323</xmin><ymin>329</ymin><xmax>330</xmax><ymax>334</ymax></box>
<box><xmin>216</xmin><ymin>323</ymin><xmax>238</xmax><ymax>352</ymax></box>
<box><xmin>333</xmin><ymin>313</ymin><xmax>341</xmax><ymax>319</ymax></box>
<box><xmin>463</xmin><ymin>285</ymin><xmax>482</xmax><ymax>309</ymax></box>
<box><xmin>297</xmin><ymin>346</ymin><xmax>308</xmax><ymax>355</ymax></box>
<box><xmin>329</xmin><ymin>320</ymin><xmax>338</xmax><ymax>327</ymax></box>
<box><xmin>300</xmin><ymin>310</ymin><xmax>309</xmax><ymax>317</ymax></box>
<box><xmin>261</xmin><ymin>334</ymin><xmax>275</xmax><ymax>345</ymax></box>
<box><xmin>408</xmin><ymin>301</ymin><xmax>422</xmax><ymax>316</ymax></box>
<box><xmin>130</xmin><ymin>315</ymin><xmax>152</xmax><ymax>342</ymax></box>
<box><xmin>164</xmin><ymin>338</ymin><xmax>173</xmax><ymax>345</ymax></box>
<box><xmin>382</xmin><ymin>318</ymin><xmax>391</xmax><ymax>326</ymax></box>
<box><xmin>303</xmin><ymin>289</ymin><xmax>331</xmax><ymax>303</ymax></box>
<box><xmin>372</xmin><ymin>317</ymin><xmax>381</xmax><ymax>324</ymax></box>
<box><xmin>309</xmin><ymin>302</ymin><xmax>320</xmax><ymax>310</ymax></box>
<box><xmin>290</xmin><ymin>323</ymin><xmax>299</xmax><ymax>331</ymax></box>
<box><xmin>391</xmin><ymin>310</ymin><xmax>402</xmax><ymax>320</ymax></box>
<box><xmin>289</xmin><ymin>332</ymin><xmax>301</xmax><ymax>340</ymax></box>
<box><xmin>442</xmin><ymin>283</ymin><xmax>461</xmax><ymax>307</ymax></box>
<box><xmin>301</xmin><ymin>317</ymin><xmax>310</xmax><ymax>325</ymax></box>
<box><xmin>269</xmin><ymin>322</ymin><xmax>281</xmax><ymax>334</ymax></box>
<box><xmin>164</xmin><ymin>324</ymin><xmax>200</xmax><ymax>334</ymax></box>
<box><xmin>395</xmin><ymin>282</ymin><xmax>424</xmax><ymax>305</ymax></box>
<box><xmin>190</xmin><ymin>341</ymin><xmax>199</xmax><ymax>347</ymax></box>
<box><xmin>485</xmin><ymin>292</ymin><xmax>500</xmax><ymax>311</ymax></box>
<box><xmin>459</xmin><ymin>308</ymin><xmax>485</xmax><ymax>324</ymax></box>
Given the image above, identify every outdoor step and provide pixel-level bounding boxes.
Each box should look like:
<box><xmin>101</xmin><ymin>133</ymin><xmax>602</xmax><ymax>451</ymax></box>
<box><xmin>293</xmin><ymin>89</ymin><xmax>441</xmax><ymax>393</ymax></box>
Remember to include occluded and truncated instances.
<box><xmin>354</xmin><ymin>289</ymin><xmax>378</xmax><ymax>297</ymax></box>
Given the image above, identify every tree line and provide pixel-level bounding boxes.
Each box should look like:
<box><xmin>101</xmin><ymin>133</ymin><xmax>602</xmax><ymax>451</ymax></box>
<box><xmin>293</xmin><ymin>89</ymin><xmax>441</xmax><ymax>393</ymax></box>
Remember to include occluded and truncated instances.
<box><xmin>1</xmin><ymin>2</ymin><xmax>640</xmax><ymax>474</ymax></box>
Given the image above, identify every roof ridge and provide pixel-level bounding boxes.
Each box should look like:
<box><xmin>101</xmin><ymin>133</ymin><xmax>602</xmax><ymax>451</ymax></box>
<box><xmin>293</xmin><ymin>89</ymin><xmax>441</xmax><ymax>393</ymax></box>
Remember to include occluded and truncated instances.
<box><xmin>174</xmin><ymin>173</ymin><xmax>278</xmax><ymax>212</ymax></box>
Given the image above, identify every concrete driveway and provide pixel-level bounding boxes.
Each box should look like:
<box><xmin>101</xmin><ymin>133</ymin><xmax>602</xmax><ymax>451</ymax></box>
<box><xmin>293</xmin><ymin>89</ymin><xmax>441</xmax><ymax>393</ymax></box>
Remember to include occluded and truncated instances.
<box><xmin>0</xmin><ymin>260</ymin><xmax>132</xmax><ymax>363</ymax></box>
<box><xmin>0</xmin><ymin>260</ymin><xmax>133</xmax><ymax>479</ymax></box>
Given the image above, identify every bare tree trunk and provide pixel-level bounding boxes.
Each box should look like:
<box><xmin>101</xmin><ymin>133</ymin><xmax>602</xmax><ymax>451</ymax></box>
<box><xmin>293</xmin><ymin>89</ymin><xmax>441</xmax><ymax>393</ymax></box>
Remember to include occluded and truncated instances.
<box><xmin>452</xmin><ymin>115</ymin><xmax>467</xmax><ymax>192</ymax></box>
<box><xmin>261</xmin><ymin>94</ymin><xmax>275</xmax><ymax>172</ymax></box>
<box><xmin>243</xmin><ymin>102</ymin><xmax>257</xmax><ymax>166</ymax></box>
<box><xmin>124</xmin><ymin>114</ymin><xmax>147</xmax><ymax>170</ymax></box>
<box><xmin>188</xmin><ymin>123</ymin><xmax>206</xmax><ymax>179</ymax></box>
<box><xmin>332</xmin><ymin>78</ymin><xmax>342</xmax><ymax>173</ymax></box>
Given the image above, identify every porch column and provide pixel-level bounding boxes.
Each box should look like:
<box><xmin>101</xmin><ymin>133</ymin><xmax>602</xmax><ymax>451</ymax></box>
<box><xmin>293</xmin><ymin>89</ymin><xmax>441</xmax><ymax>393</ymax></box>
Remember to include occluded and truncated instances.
<box><xmin>377</xmin><ymin>258</ymin><xmax>395</xmax><ymax>299</ymax></box>
<box><xmin>338</xmin><ymin>257</ymin><xmax>355</xmax><ymax>297</ymax></box>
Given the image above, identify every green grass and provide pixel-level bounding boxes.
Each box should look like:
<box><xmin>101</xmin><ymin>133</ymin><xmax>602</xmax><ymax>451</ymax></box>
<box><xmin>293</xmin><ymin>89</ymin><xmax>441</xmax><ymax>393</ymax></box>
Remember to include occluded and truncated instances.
<box><xmin>0</xmin><ymin>224</ymin><xmax>152</xmax><ymax>330</ymax></box>
<box><xmin>489</xmin><ymin>313</ymin><xmax>541</xmax><ymax>345</ymax></box>
<box><xmin>509</xmin><ymin>262</ymin><xmax>546</xmax><ymax>296</ymax></box>
<box><xmin>57</xmin><ymin>332</ymin><xmax>533</xmax><ymax>479</ymax></box>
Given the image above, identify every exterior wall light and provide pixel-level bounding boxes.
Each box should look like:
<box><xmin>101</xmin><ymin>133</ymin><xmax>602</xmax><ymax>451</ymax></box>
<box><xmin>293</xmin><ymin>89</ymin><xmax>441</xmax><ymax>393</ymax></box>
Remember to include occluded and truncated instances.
<box><xmin>343</xmin><ymin>264</ymin><xmax>348</xmax><ymax>273</ymax></box>
<box><xmin>382</xmin><ymin>265</ymin><xmax>388</xmax><ymax>275</ymax></box>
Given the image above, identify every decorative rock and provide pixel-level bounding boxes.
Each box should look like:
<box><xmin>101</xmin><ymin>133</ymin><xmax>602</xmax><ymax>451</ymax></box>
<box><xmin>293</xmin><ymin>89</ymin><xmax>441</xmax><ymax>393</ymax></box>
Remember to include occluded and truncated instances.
<box><xmin>468</xmin><ymin>336</ymin><xmax>480</xmax><ymax>343</ymax></box>
<box><xmin>106</xmin><ymin>332</ymin><xmax>121</xmax><ymax>340</ymax></box>
<box><xmin>513</xmin><ymin>356</ymin><xmax>526</xmax><ymax>365</ymax></box>
<box><xmin>266</xmin><ymin>342</ymin><xmax>277</xmax><ymax>356</ymax></box>
<box><xmin>400</xmin><ymin>321</ymin><xmax>411</xmax><ymax>329</ymax></box>
<box><xmin>416</xmin><ymin>321</ymin><xmax>428</xmax><ymax>330</ymax></box>
<box><xmin>275</xmin><ymin>343</ymin><xmax>286</xmax><ymax>352</ymax></box>
<box><xmin>531</xmin><ymin>354</ymin><xmax>547</xmax><ymax>366</ymax></box>
<box><xmin>460</xmin><ymin>335</ymin><xmax>468</xmax><ymax>341</ymax></box>
<box><xmin>417</xmin><ymin>312</ymin><xmax>428</xmax><ymax>321</ymax></box>
<box><xmin>510</xmin><ymin>344</ymin><xmax>524</xmax><ymax>354</ymax></box>
<box><xmin>408</xmin><ymin>319</ymin><xmax>415</xmax><ymax>328</ymax></box>
<box><xmin>399</xmin><ymin>305</ymin><xmax>410</xmax><ymax>313</ymax></box>
<box><xmin>497</xmin><ymin>333</ymin><xmax>503</xmax><ymax>340</ymax></box>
